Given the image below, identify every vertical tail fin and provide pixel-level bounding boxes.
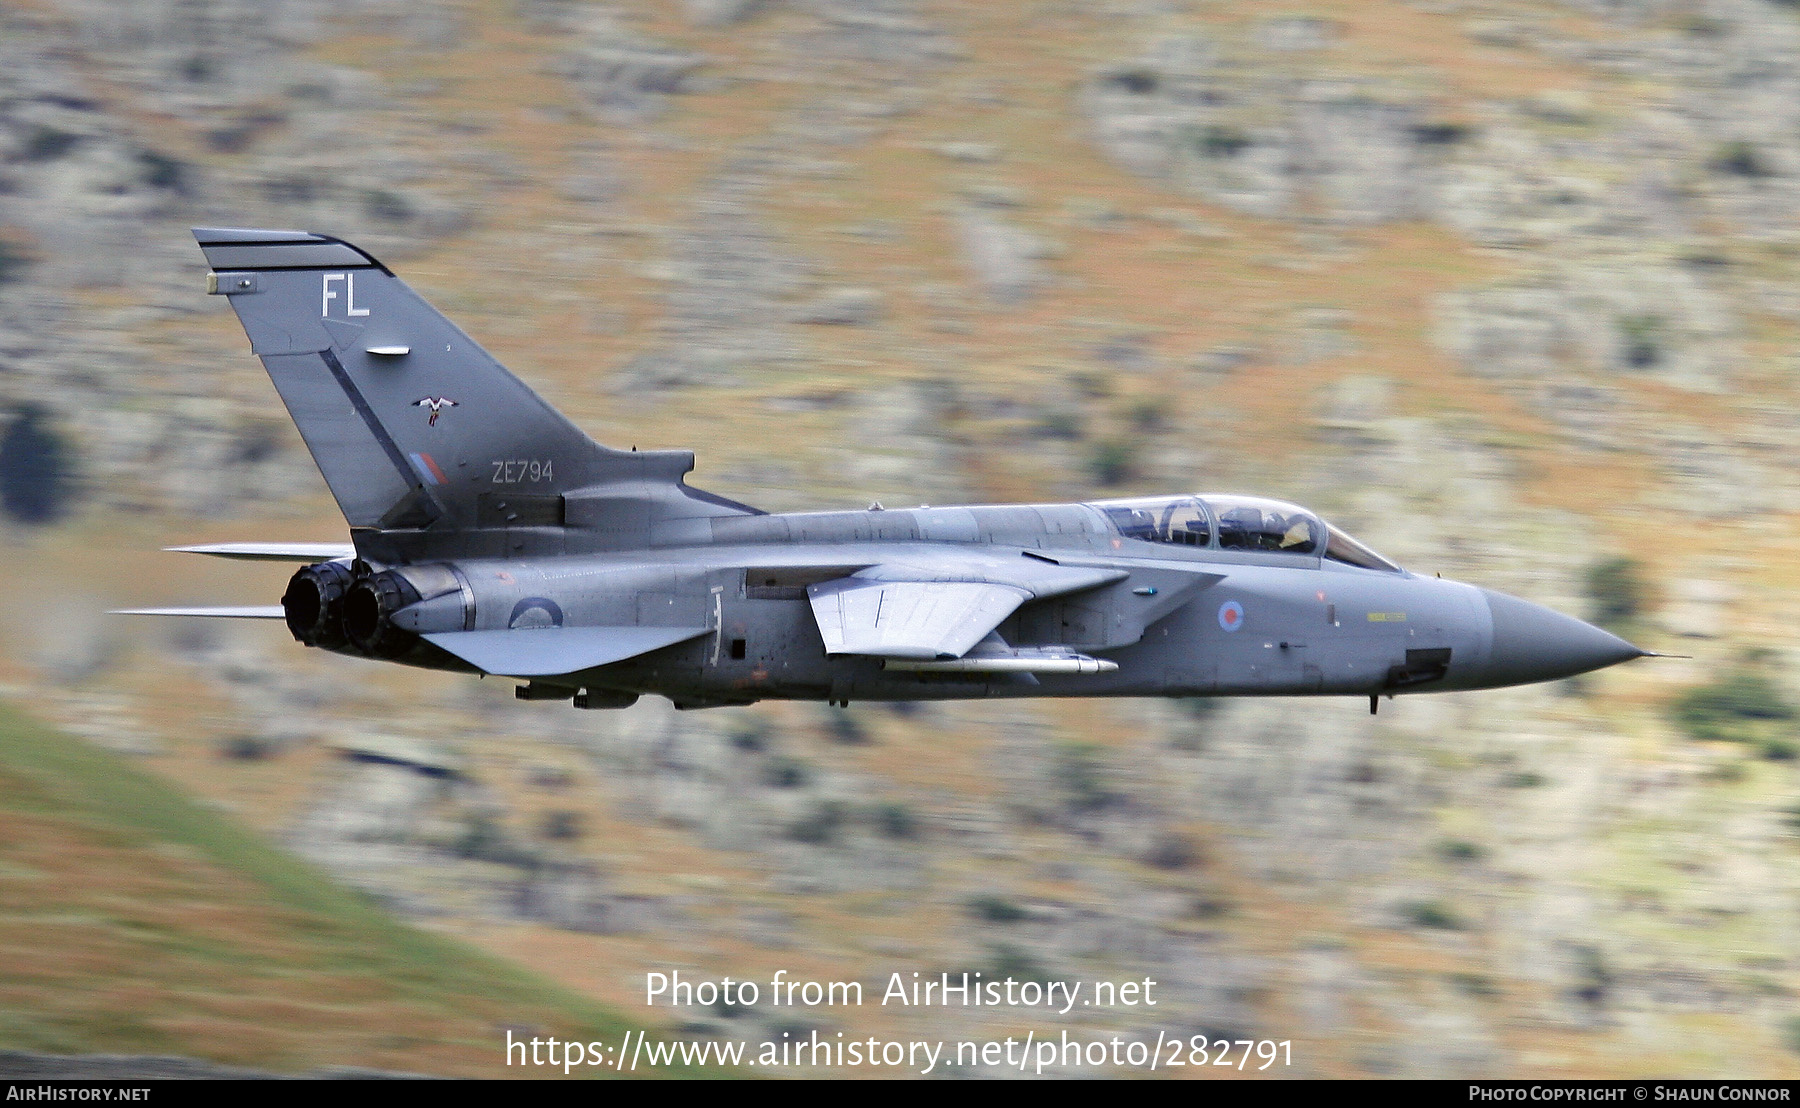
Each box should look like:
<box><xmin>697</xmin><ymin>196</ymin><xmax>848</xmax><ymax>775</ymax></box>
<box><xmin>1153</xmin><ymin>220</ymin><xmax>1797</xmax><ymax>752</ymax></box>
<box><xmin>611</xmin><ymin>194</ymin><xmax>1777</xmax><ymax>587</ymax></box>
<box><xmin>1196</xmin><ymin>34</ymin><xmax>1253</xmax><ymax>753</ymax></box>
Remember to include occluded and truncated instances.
<box><xmin>194</xmin><ymin>228</ymin><xmax>757</xmax><ymax>543</ymax></box>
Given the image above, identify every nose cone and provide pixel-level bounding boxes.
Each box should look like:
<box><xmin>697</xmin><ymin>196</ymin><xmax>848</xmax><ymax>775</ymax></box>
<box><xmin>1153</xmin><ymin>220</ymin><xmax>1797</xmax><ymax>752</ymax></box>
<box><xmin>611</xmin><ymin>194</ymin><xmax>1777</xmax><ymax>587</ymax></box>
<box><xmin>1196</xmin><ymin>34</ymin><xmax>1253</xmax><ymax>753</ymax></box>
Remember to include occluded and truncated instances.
<box><xmin>1480</xmin><ymin>589</ymin><xmax>1645</xmax><ymax>688</ymax></box>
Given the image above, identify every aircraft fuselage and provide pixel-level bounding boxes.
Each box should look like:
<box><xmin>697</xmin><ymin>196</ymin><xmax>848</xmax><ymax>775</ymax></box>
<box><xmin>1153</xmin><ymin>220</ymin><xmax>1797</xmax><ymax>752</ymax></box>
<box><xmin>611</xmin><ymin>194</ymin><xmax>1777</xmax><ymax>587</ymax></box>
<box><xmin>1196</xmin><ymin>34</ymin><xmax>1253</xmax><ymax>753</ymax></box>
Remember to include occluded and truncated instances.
<box><xmin>323</xmin><ymin>500</ymin><xmax>1635</xmax><ymax>710</ymax></box>
<box><xmin>131</xmin><ymin>229</ymin><xmax>1647</xmax><ymax>713</ymax></box>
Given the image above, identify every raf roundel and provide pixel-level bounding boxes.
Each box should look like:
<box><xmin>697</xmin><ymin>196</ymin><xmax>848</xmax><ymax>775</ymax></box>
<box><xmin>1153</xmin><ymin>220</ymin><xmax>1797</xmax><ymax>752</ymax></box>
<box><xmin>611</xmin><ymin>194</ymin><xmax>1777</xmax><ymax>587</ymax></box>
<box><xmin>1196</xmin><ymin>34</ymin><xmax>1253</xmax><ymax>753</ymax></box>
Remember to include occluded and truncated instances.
<box><xmin>1218</xmin><ymin>600</ymin><xmax>1245</xmax><ymax>632</ymax></box>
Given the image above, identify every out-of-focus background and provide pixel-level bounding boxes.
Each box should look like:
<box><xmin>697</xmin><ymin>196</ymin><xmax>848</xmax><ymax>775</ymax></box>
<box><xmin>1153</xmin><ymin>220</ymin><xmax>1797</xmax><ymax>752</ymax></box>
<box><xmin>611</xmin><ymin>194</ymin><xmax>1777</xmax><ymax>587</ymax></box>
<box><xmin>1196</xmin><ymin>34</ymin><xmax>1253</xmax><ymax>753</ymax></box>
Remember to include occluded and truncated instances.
<box><xmin>1</xmin><ymin>0</ymin><xmax>1798</xmax><ymax>1079</ymax></box>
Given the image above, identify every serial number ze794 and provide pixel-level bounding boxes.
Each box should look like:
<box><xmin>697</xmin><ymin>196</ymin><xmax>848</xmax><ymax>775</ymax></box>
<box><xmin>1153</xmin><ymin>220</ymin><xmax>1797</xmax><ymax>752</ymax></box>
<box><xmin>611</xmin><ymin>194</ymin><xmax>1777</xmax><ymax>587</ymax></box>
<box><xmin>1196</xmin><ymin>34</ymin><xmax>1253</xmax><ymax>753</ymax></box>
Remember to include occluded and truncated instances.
<box><xmin>491</xmin><ymin>458</ymin><xmax>554</xmax><ymax>484</ymax></box>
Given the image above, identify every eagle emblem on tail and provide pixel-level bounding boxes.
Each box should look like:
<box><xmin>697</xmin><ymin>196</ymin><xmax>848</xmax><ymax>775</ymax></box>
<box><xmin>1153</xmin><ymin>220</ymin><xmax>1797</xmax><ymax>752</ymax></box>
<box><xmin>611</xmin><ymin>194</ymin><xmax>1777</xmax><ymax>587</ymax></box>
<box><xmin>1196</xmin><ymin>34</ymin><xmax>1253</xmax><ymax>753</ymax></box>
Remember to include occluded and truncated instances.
<box><xmin>414</xmin><ymin>396</ymin><xmax>457</xmax><ymax>427</ymax></box>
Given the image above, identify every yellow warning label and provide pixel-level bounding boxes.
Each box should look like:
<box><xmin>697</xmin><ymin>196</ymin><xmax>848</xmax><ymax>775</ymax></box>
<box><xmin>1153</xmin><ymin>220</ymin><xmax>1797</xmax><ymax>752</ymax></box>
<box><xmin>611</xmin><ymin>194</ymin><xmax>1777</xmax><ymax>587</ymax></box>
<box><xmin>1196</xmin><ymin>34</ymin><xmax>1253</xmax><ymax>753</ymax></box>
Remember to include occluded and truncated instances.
<box><xmin>1366</xmin><ymin>612</ymin><xmax>1408</xmax><ymax>623</ymax></box>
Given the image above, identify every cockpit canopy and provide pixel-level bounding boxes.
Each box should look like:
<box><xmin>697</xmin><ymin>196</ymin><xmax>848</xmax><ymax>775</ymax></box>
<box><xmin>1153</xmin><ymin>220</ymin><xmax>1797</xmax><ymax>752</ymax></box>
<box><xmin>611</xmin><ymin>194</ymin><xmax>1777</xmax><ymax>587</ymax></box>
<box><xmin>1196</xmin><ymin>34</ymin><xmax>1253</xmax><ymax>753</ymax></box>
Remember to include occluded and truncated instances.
<box><xmin>1089</xmin><ymin>494</ymin><xmax>1401</xmax><ymax>572</ymax></box>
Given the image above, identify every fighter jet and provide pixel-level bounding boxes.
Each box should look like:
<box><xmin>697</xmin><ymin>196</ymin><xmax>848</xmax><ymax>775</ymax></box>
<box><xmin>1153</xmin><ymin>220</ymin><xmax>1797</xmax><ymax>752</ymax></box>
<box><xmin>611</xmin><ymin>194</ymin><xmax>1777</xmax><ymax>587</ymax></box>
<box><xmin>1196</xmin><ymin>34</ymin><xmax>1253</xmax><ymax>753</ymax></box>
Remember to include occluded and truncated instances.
<box><xmin>118</xmin><ymin>228</ymin><xmax>1650</xmax><ymax>713</ymax></box>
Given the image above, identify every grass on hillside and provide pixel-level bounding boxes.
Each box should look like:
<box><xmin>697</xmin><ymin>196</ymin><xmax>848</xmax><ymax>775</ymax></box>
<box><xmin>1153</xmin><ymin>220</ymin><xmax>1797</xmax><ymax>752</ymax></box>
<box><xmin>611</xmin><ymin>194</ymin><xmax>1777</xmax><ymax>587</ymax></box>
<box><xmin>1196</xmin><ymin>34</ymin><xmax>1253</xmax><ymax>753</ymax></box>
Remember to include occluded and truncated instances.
<box><xmin>0</xmin><ymin>700</ymin><xmax>719</xmax><ymax>1077</ymax></box>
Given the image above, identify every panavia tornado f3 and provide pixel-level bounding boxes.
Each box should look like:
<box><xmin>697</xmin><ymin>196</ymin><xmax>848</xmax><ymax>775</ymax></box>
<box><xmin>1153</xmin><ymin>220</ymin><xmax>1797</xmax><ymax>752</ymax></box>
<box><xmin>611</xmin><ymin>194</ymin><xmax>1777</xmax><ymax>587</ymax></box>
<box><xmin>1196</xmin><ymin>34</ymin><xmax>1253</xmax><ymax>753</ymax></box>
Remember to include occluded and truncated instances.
<box><xmin>119</xmin><ymin>228</ymin><xmax>1651</xmax><ymax>713</ymax></box>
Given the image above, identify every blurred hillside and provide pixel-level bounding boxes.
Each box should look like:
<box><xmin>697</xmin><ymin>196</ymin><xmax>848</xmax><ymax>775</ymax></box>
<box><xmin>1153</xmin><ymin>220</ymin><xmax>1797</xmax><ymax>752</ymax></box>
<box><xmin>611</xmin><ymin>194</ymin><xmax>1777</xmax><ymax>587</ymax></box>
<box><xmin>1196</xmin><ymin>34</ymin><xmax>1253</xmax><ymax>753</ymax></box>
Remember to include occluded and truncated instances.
<box><xmin>2</xmin><ymin>0</ymin><xmax>1800</xmax><ymax>1078</ymax></box>
<box><xmin>0</xmin><ymin>702</ymin><xmax>705</xmax><ymax>1077</ymax></box>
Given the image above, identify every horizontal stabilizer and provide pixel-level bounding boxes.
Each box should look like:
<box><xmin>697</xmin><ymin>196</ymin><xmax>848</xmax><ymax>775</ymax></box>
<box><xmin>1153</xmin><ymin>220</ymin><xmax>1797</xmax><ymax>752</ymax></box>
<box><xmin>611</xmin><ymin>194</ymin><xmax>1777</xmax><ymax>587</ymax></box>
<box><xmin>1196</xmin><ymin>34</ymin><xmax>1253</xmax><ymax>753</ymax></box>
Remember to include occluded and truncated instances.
<box><xmin>112</xmin><ymin>606</ymin><xmax>287</xmax><ymax>619</ymax></box>
<box><xmin>422</xmin><ymin>625</ymin><xmax>709</xmax><ymax>677</ymax></box>
<box><xmin>166</xmin><ymin>542</ymin><xmax>355</xmax><ymax>562</ymax></box>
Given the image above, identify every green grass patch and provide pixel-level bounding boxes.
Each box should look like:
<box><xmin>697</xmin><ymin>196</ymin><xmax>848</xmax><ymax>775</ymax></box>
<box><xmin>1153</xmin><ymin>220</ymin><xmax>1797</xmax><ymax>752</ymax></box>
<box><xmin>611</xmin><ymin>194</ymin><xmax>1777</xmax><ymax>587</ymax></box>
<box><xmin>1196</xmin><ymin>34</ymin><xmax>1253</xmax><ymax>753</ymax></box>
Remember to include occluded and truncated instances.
<box><xmin>1583</xmin><ymin>556</ymin><xmax>1645</xmax><ymax>634</ymax></box>
<box><xmin>0</xmin><ymin>700</ymin><xmax>725</xmax><ymax>1076</ymax></box>
<box><xmin>1670</xmin><ymin>667</ymin><xmax>1796</xmax><ymax>745</ymax></box>
<box><xmin>1401</xmin><ymin>900</ymin><xmax>1464</xmax><ymax>931</ymax></box>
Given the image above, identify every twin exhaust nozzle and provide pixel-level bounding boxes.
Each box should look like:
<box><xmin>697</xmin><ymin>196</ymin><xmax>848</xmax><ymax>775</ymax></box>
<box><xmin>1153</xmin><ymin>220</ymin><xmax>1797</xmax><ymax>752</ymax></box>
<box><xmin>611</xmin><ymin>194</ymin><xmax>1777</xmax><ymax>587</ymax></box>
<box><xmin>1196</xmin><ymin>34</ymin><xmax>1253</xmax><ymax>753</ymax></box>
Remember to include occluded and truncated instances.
<box><xmin>282</xmin><ymin>562</ymin><xmax>421</xmax><ymax>658</ymax></box>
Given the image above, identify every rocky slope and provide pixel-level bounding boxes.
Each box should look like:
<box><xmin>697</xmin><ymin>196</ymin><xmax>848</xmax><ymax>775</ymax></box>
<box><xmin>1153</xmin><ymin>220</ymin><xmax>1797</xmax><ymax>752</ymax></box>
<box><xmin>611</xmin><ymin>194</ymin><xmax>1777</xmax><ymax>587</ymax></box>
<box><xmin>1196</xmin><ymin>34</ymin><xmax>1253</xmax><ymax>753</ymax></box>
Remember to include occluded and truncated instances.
<box><xmin>3</xmin><ymin>0</ymin><xmax>1800</xmax><ymax>1077</ymax></box>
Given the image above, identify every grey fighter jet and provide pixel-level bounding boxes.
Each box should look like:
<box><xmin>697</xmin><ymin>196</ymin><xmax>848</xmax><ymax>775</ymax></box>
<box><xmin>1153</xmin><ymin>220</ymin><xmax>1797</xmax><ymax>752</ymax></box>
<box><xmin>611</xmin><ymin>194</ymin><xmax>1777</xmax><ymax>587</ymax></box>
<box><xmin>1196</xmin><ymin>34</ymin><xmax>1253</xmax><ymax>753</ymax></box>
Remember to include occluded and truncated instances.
<box><xmin>120</xmin><ymin>228</ymin><xmax>1649</xmax><ymax>713</ymax></box>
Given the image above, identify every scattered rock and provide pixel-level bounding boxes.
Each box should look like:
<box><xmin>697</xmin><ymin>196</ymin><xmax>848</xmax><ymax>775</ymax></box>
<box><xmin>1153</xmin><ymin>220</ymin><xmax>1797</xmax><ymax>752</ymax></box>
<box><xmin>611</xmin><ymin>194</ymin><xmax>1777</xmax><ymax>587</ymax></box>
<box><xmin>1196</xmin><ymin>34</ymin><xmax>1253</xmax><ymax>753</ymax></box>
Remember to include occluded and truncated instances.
<box><xmin>792</xmin><ymin>286</ymin><xmax>883</xmax><ymax>325</ymax></box>
<box><xmin>683</xmin><ymin>0</ymin><xmax>774</xmax><ymax>27</ymax></box>
<box><xmin>954</xmin><ymin>207</ymin><xmax>1049</xmax><ymax>306</ymax></box>
<box><xmin>1662</xmin><ymin>578</ymin><xmax>1734</xmax><ymax>639</ymax></box>
<box><xmin>934</xmin><ymin>140</ymin><xmax>999</xmax><ymax>163</ymax></box>
<box><xmin>1257</xmin><ymin>16</ymin><xmax>1336</xmax><ymax>53</ymax></box>
<box><xmin>1283</xmin><ymin>306</ymin><xmax>1355</xmax><ymax>365</ymax></box>
<box><xmin>561</xmin><ymin>13</ymin><xmax>709</xmax><ymax>120</ymax></box>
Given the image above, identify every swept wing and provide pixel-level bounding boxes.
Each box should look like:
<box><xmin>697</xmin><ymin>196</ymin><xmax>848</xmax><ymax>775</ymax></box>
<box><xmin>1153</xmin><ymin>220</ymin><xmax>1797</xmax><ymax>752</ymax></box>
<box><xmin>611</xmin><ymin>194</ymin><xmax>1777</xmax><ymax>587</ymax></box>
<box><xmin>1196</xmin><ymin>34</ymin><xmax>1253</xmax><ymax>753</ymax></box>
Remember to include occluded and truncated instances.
<box><xmin>807</xmin><ymin>555</ymin><xmax>1128</xmax><ymax>660</ymax></box>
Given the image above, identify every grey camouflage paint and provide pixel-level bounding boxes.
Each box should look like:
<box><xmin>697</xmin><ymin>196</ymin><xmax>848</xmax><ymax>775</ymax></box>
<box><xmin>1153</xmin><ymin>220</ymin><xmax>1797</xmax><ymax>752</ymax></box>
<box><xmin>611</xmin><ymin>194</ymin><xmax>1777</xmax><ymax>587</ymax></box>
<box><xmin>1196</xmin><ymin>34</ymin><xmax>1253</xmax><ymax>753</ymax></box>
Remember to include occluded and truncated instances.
<box><xmin>146</xmin><ymin>229</ymin><xmax>1645</xmax><ymax>711</ymax></box>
